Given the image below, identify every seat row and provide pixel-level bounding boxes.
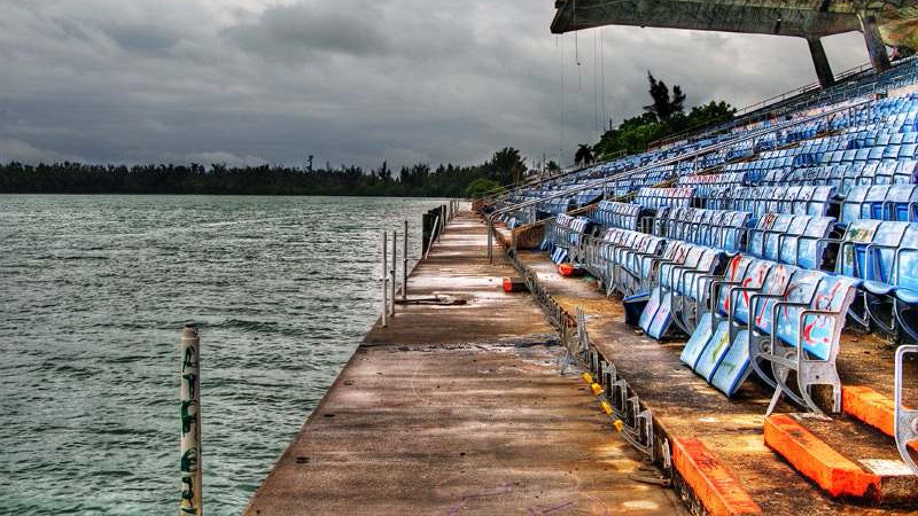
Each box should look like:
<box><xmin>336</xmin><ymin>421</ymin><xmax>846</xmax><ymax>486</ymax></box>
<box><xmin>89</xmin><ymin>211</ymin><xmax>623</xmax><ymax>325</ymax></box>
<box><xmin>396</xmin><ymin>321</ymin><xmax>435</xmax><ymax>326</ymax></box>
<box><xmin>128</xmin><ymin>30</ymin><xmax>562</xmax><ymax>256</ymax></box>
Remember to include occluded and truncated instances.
<box><xmin>635</xmin><ymin>219</ymin><xmax>918</xmax><ymax>406</ymax></box>
<box><xmin>652</xmin><ymin>207</ymin><xmax>749</xmax><ymax>253</ymax></box>
<box><xmin>677</xmin><ymin>172</ymin><xmax>748</xmax><ymax>198</ymax></box>
<box><xmin>676</xmin><ymin>255</ymin><xmax>860</xmax><ymax>413</ymax></box>
<box><xmin>546</xmin><ymin>213</ymin><xmax>593</xmax><ymax>264</ymax></box>
<box><xmin>592</xmin><ymin>200</ymin><xmax>642</xmax><ymax>231</ymax></box>
<box><xmin>633</xmin><ymin>187</ymin><xmax>694</xmax><ymax>210</ymax></box>
<box><xmin>840</xmin><ymin>184</ymin><xmax>918</xmax><ymax>223</ymax></box>
<box><xmin>758</xmin><ymin>160</ymin><xmax>916</xmax><ymax>193</ymax></box>
<box><xmin>707</xmin><ymin>185</ymin><xmax>835</xmax><ymax>218</ymax></box>
<box><xmin>572</xmin><ymin>211</ymin><xmax>918</xmax><ymax>409</ymax></box>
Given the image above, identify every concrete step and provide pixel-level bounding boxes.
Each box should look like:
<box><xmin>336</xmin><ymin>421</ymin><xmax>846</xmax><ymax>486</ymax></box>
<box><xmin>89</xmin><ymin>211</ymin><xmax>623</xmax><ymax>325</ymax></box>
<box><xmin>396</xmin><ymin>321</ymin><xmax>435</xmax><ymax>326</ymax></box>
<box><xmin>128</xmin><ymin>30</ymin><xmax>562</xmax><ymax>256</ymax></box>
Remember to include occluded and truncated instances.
<box><xmin>843</xmin><ymin>385</ymin><xmax>918</xmax><ymax>455</ymax></box>
<box><xmin>765</xmin><ymin>412</ymin><xmax>918</xmax><ymax>506</ymax></box>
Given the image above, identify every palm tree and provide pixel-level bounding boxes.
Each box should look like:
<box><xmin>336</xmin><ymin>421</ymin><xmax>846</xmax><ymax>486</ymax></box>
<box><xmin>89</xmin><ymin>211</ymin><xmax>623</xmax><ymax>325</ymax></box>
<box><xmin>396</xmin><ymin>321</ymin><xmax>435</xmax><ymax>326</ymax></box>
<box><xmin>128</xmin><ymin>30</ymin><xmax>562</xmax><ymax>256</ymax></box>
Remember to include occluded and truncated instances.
<box><xmin>575</xmin><ymin>144</ymin><xmax>594</xmax><ymax>166</ymax></box>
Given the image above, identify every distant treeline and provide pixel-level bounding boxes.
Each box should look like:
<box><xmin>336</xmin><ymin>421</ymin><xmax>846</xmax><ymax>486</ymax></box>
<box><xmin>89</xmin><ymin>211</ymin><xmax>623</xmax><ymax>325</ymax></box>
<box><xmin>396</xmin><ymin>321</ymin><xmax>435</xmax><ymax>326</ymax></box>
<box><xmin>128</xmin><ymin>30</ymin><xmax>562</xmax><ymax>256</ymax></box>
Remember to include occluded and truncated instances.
<box><xmin>0</xmin><ymin>147</ymin><xmax>530</xmax><ymax>198</ymax></box>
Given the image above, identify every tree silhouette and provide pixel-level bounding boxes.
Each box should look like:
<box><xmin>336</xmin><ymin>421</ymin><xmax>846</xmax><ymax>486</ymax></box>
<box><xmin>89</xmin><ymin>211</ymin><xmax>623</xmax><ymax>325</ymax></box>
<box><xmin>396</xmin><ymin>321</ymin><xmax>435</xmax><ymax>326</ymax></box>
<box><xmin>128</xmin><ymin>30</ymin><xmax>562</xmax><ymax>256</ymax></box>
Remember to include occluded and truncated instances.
<box><xmin>574</xmin><ymin>144</ymin><xmax>594</xmax><ymax>166</ymax></box>
<box><xmin>644</xmin><ymin>72</ymin><xmax>686</xmax><ymax>122</ymax></box>
<box><xmin>487</xmin><ymin>147</ymin><xmax>527</xmax><ymax>185</ymax></box>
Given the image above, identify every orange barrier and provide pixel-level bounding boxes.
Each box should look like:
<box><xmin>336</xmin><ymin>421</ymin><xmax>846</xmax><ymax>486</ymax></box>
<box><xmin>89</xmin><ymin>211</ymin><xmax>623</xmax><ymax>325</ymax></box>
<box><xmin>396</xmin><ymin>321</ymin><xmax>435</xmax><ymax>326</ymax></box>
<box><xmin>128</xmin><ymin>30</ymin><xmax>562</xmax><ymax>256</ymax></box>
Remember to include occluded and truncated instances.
<box><xmin>843</xmin><ymin>385</ymin><xmax>918</xmax><ymax>453</ymax></box>
<box><xmin>764</xmin><ymin>414</ymin><xmax>880</xmax><ymax>500</ymax></box>
<box><xmin>672</xmin><ymin>438</ymin><xmax>762</xmax><ymax>516</ymax></box>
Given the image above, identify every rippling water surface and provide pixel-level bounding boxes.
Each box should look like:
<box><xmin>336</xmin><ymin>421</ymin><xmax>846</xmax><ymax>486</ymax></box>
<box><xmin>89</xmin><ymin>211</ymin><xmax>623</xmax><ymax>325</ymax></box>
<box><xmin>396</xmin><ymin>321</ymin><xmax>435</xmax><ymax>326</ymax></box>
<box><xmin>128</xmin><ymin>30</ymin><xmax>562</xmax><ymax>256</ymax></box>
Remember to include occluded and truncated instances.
<box><xmin>0</xmin><ymin>195</ymin><xmax>447</xmax><ymax>514</ymax></box>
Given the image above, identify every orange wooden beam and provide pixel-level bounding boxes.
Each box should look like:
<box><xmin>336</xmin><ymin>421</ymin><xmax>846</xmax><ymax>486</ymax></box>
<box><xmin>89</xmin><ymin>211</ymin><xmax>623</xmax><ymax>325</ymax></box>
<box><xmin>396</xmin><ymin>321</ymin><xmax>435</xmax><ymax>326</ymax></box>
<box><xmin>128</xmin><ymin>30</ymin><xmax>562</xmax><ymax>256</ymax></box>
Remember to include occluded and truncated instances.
<box><xmin>764</xmin><ymin>414</ymin><xmax>881</xmax><ymax>500</ymax></box>
<box><xmin>672</xmin><ymin>438</ymin><xmax>762</xmax><ymax>516</ymax></box>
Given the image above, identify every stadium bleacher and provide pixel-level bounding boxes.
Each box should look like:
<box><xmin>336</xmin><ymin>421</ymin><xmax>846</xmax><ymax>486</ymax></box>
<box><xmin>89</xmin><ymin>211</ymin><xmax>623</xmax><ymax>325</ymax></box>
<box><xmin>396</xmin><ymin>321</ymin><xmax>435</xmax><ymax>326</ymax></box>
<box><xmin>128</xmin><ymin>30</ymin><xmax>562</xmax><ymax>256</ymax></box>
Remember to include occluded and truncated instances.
<box><xmin>486</xmin><ymin>56</ymin><xmax>918</xmax><ymax>484</ymax></box>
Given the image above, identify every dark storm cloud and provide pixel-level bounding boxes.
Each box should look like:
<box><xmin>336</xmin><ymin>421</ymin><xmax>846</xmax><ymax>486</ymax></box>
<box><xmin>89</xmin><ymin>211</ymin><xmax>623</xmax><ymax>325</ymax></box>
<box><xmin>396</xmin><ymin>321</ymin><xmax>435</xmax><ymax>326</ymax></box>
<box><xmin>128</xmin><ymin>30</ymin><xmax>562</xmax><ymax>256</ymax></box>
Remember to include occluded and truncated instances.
<box><xmin>0</xmin><ymin>1</ymin><xmax>871</xmax><ymax>170</ymax></box>
<box><xmin>226</xmin><ymin>2</ymin><xmax>390</xmax><ymax>61</ymax></box>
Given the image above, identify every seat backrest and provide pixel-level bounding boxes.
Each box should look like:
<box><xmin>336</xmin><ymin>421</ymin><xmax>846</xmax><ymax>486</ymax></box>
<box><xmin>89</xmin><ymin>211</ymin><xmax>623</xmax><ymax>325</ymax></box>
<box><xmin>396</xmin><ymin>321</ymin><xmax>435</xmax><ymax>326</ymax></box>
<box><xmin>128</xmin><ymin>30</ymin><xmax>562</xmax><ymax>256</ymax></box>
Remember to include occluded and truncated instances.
<box><xmin>601</xmin><ymin>227</ymin><xmax>624</xmax><ymax>244</ymax></box>
<box><xmin>748</xmin><ymin>213</ymin><xmax>777</xmax><ymax>257</ymax></box>
<box><xmin>619</xmin><ymin>230</ymin><xmax>641</xmax><ymax>249</ymax></box>
<box><xmin>841</xmin><ymin>186</ymin><xmax>870</xmax><ymax>224</ymax></box>
<box><xmin>865</xmin><ymin>185</ymin><xmax>891</xmax><ymax>220</ymax></box>
<box><xmin>639</xmin><ymin>234</ymin><xmax>666</xmax><ymax>255</ymax></box>
<box><xmin>809</xmin><ymin>186</ymin><xmax>836</xmax><ymax>216</ymax></box>
<box><xmin>732</xmin><ymin>259</ymin><xmax>774</xmax><ymax>325</ymax></box>
<box><xmin>779</xmin><ymin>216</ymin><xmax>810</xmax><ymax>263</ymax></box>
<box><xmin>679</xmin><ymin>246</ymin><xmax>706</xmax><ymax>270</ymax></box>
<box><xmin>895</xmin><ymin>225</ymin><xmax>918</xmax><ymax>292</ymax></box>
<box><xmin>661</xmin><ymin>240</ymin><xmax>688</xmax><ymax>262</ymax></box>
<box><xmin>787</xmin><ymin>186</ymin><xmax>812</xmax><ymax>215</ymax></box>
<box><xmin>867</xmin><ymin>221</ymin><xmax>910</xmax><ymax>284</ymax></box>
<box><xmin>751</xmin><ymin>264</ymin><xmax>799</xmax><ymax>335</ymax></box>
<box><xmin>838</xmin><ymin>219</ymin><xmax>882</xmax><ymax>277</ymax></box>
<box><xmin>764</xmin><ymin>215</ymin><xmax>795</xmax><ymax>261</ymax></box>
<box><xmin>704</xmin><ymin>211</ymin><xmax>728</xmax><ymax>248</ymax></box>
<box><xmin>776</xmin><ymin>274</ymin><xmax>859</xmax><ymax>359</ymax></box>
<box><xmin>721</xmin><ymin>212</ymin><xmax>752</xmax><ymax>252</ymax></box>
<box><xmin>797</xmin><ymin>216</ymin><xmax>836</xmax><ymax>269</ymax></box>
<box><xmin>884</xmin><ymin>185</ymin><xmax>916</xmax><ymax>221</ymax></box>
<box><xmin>556</xmin><ymin>213</ymin><xmax>575</xmax><ymax>230</ymax></box>
<box><xmin>715</xmin><ymin>255</ymin><xmax>754</xmax><ymax>315</ymax></box>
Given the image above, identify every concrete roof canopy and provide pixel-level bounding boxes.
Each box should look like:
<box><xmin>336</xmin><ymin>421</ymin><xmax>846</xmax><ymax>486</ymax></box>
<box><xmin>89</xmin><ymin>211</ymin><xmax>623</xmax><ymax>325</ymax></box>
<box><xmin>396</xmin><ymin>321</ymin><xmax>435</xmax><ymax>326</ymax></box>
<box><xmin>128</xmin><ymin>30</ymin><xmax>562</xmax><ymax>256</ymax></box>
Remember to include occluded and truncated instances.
<box><xmin>550</xmin><ymin>0</ymin><xmax>917</xmax><ymax>87</ymax></box>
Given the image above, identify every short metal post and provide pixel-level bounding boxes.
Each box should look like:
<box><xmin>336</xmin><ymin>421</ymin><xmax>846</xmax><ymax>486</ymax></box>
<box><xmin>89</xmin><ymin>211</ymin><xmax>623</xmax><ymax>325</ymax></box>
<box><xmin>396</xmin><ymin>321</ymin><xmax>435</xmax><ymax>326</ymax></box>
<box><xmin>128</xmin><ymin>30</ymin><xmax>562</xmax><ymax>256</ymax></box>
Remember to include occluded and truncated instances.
<box><xmin>381</xmin><ymin>231</ymin><xmax>388</xmax><ymax>328</ymax></box>
<box><xmin>487</xmin><ymin>215</ymin><xmax>494</xmax><ymax>264</ymax></box>
<box><xmin>425</xmin><ymin>215</ymin><xmax>440</xmax><ymax>260</ymax></box>
<box><xmin>180</xmin><ymin>324</ymin><xmax>202</xmax><ymax>516</ymax></box>
<box><xmin>390</xmin><ymin>230</ymin><xmax>397</xmax><ymax>316</ymax></box>
<box><xmin>439</xmin><ymin>205</ymin><xmax>446</xmax><ymax>243</ymax></box>
<box><xmin>402</xmin><ymin>220</ymin><xmax>408</xmax><ymax>300</ymax></box>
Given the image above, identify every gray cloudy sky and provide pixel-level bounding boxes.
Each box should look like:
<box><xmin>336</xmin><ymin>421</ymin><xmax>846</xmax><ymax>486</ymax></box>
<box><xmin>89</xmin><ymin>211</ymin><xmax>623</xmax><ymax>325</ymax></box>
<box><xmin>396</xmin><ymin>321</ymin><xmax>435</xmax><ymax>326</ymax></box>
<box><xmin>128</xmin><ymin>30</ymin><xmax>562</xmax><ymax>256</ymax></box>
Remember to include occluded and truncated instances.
<box><xmin>0</xmin><ymin>1</ymin><xmax>871</xmax><ymax>170</ymax></box>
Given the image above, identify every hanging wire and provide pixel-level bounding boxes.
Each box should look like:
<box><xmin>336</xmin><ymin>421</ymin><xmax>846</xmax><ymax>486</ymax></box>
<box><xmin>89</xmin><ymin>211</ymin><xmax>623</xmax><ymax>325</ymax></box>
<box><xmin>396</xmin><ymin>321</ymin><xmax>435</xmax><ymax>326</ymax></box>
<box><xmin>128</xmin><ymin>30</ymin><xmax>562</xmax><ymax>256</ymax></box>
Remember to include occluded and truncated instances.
<box><xmin>593</xmin><ymin>29</ymin><xmax>600</xmax><ymax>135</ymax></box>
<box><xmin>575</xmin><ymin>32</ymin><xmax>582</xmax><ymax>92</ymax></box>
<box><xmin>600</xmin><ymin>27</ymin><xmax>607</xmax><ymax>130</ymax></box>
<box><xmin>573</xmin><ymin>0</ymin><xmax>582</xmax><ymax>93</ymax></box>
<box><xmin>559</xmin><ymin>34</ymin><xmax>566</xmax><ymax>165</ymax></box>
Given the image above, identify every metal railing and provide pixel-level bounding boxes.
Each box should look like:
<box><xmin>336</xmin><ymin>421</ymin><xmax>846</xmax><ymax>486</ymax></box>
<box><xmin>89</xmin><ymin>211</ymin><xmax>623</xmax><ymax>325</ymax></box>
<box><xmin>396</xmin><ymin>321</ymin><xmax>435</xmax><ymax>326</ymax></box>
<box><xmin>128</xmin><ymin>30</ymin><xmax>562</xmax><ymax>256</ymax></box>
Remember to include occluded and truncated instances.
<box><xmin>484</xmin><ymin>97</ymin><xmax>873</xmax><ymax>263</ymax></box>
<box><xmin>649</xmin><ymin>62</ymin><xmax>877</xmax><ymax>150</ymax></box>
<box><xmin>475</xmin><ymin>164</ymin><xmax>591</xmax><ymax>207</ymax></box>
<box><xmin>504</xmin><ymin>247</ymin><xmax>655</xmax><ymax>460</ymax></box>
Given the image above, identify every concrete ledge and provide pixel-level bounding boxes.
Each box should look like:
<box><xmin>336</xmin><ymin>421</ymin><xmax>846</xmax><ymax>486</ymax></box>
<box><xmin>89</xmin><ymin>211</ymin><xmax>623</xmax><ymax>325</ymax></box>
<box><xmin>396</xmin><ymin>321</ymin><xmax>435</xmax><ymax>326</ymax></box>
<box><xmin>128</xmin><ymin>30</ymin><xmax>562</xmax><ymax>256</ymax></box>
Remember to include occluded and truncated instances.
<box><xmin>764</xmin><ymin>414</ymin><xmax>881</xmax><ymax>500</ymax></box>
<box><xmin>672</xmin><ymin>438</ymin><xmax>762</xmax><ymax>516</ymax></box>
<box><xmin>844</xmin><ymin>386</ymin><xmax>897</xmax><ymax>438</ymax></box>
<box><xmin>843</xmin><ymin>385</ymin><xmax>918</xmax><ymax>453</ymax></box>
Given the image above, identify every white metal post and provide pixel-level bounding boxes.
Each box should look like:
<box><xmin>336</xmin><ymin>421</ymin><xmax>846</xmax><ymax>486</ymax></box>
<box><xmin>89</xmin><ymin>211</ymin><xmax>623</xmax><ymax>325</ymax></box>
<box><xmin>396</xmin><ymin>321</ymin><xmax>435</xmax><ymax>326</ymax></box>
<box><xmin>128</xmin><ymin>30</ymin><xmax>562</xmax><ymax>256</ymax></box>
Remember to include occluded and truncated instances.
<box><xmin>425</xmin><ymin>216</ymin><xmax>440</xmax><ymax>260</ymax></box>
<box><xmin>390</xmin><ymin>230</ymin><xmax>397</xmax><ymax>316</ymax></box>
<box><xmin>403</xmin><ymin>220</ymin><xmax>409</xmax><ymax>301</ymax></box>
<box><xmin>381</xmin><ymin>231</ymin><xmax>388</xmax><ymax>328</ymax></box>
<box><xmin>180</xmin><ymin>324</ymin><xmax>202</xmax><ymax>516</ymax></box>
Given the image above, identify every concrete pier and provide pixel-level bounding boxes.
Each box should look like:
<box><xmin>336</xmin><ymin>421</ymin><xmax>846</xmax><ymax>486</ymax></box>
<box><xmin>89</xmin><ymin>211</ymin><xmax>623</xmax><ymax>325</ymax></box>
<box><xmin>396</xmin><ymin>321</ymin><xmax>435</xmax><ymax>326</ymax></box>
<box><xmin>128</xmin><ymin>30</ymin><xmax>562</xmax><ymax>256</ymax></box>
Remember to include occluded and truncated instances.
<box><xmin>243</xmin><ymin>209</ymin><xmax>685</xmax><ymax>515</ymax></box>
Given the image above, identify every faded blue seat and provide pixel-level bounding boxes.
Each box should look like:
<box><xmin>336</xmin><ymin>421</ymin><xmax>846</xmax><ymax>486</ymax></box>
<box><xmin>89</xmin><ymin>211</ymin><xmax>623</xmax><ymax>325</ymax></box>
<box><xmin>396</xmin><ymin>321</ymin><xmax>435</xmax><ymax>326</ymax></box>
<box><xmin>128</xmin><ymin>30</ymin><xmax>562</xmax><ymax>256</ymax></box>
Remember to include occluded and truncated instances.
<box><xmin>638</xmin><ymin>243</ymin><xmax>723</xmax><ymax>339</ymax></box>
<box><xmin>593</xmin><ymin>200</ymin><xmax>642</xmax><ymax>231</ymax></box>
<box><xmin>751</xmin><ymin>270</ymin><xmax>860</xmax><ymax>413</ymax></box>
<box><xmin>832</xmin><ymin>221</ymin><xmax>918</xmax><ymax>340</ymax></box>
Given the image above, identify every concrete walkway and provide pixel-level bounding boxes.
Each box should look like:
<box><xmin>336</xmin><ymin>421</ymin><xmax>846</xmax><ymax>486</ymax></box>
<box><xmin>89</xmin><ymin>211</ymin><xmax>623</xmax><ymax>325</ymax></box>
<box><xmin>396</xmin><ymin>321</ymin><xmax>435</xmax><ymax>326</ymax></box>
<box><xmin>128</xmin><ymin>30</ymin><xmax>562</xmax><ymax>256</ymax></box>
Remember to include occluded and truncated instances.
<box><xmin>243</xmin><ymin>210</ymin><xmax>685</xmax><ymax>515</ymax></box>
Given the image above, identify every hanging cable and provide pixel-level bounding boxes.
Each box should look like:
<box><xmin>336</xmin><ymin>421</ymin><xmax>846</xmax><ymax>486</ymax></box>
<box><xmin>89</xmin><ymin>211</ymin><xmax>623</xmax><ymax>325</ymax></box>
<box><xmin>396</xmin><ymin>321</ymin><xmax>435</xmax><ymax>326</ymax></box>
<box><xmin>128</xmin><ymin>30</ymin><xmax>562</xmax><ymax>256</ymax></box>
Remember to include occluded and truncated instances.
<box><xmin>575</xmin><ymin>32</ymin><xmax>582</xmax><ymax>92</ymax></box>
<box><xmin>573</xmin><ymin>0</ymin><xmax>582</xmax><ymax>93</ymax></box>
<box><xmin>593</xmin><ymin>29</ymin><xmax>600</xmax><ymax>135</ymax></box>
<box><xmin>600</xmin><ymin>27</ymin><xmax>607</xmax><ymax>131</ymax></box>
<box><xmin>560</xmin><ymin>34</ymin><xmax>566</xmax><ymax>166</ymax></box>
